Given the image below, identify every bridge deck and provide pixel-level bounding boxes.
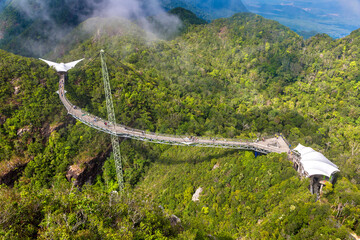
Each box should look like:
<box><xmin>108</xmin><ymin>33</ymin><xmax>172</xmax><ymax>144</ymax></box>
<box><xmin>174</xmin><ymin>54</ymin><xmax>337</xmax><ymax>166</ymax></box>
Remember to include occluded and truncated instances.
<box><xmin>58</xmin><ymin>74</ymin><xmax>290</xmax><ymax>155</ymax></box>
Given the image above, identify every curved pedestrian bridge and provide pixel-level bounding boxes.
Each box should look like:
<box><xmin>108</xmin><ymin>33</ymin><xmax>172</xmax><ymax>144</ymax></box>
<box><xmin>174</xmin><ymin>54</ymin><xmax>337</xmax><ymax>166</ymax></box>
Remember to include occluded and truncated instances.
<box><xmin>57</xmin><ymin>74</ymin><xmax>291</xmax><ymax>155</ymax></box>
<box><xmin>45</xmin><ymin>56</ymin><xmax>338</xmax><ymax>194</ymax></box>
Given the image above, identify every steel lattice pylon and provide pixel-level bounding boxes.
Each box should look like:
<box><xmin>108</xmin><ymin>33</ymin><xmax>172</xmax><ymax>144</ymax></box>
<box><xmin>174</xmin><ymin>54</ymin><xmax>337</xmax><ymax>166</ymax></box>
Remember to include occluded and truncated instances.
<box><xmin>100</xmin><ymin>50</ymin><xmax>124</xmax><ymax>191</ymax></box>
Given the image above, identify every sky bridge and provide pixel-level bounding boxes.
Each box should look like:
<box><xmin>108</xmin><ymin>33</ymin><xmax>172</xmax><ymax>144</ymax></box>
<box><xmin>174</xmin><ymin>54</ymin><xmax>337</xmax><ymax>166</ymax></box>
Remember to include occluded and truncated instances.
<box><xmin>41</xmin><ymin>55</ymin><xmax>339</xmax><ymax>195</ymax></box>
<box><xmin>58</xmin><ymin>73</ymin><xmax>290</xmax><ymax>155</ymax></box>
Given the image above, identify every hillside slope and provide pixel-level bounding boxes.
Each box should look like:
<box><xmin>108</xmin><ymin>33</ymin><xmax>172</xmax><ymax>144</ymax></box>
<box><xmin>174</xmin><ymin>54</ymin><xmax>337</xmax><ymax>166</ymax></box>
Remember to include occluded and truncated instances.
<box><xmin>60</xmin><ymin>13</ymin><xmax>359</xmax><ymax>177</ymax></box>
<box><xmin>137</xmin><ymin>148</ymin><xmax>353</xmax><ymax>239</ymax></box>
<box><xmin>0</xmin><ymin>12</ymin><xmax>359</xmax><ymax>238</ymax></box>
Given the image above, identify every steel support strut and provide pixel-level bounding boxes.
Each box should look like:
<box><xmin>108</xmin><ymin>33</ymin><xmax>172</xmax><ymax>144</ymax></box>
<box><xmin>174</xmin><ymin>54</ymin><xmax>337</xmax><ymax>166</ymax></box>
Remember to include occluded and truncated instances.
<box><xmin>100</xmin><ymin>50</ymin><xmax>124</xmax><ymax>191</ymax></box>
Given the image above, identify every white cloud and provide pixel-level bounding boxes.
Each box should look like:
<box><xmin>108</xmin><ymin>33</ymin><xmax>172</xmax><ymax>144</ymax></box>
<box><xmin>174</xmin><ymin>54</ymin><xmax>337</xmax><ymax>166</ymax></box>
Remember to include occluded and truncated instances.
<box><xmin>8</xmin><ymin>0</ymin><xmax>182</xmax><ymax>56</ymax></box>
<box><xmin>15</xmin><ymin>0</ymin><xmax>182</xmax><ymax>38</ymax></box>
<box><xmin>90</xmin><ymin>0</ymin><xmax>182</xmax><ymax>38</ymax></box>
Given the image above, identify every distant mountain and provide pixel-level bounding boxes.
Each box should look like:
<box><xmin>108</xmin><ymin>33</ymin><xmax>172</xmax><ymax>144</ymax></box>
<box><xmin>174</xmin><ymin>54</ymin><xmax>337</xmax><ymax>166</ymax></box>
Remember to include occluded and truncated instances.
<box><xmin>0</xmin><ymin>0</ymin><xmax>212</xmax><ymax>57</ymax></box>
<box><xmin>169</xmin><ymin>7</ymin><xmax>207</xmax><ymax>26</ymax></box>
<box><xmin>0</xmin><ymin>0</ymin><xmax>358</xmax><ymax>58</ymax></box>
<box><xmin>0</xmin><ymin>0</ymin><xmax>98</xmax><ymax>57</ymax></box>
<box><xmin>161</xmin><ymin>0</ymin><xmax>248</xmax><ymax>20</ymax></box>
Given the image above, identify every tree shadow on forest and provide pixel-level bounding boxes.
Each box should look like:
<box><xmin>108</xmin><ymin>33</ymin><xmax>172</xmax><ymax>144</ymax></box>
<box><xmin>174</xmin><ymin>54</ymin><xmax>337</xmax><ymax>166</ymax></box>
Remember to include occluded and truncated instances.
<box><xmin>156</xmin><ymin>148</ymin><xmax>243</xmax><ymax>165</ymax></box>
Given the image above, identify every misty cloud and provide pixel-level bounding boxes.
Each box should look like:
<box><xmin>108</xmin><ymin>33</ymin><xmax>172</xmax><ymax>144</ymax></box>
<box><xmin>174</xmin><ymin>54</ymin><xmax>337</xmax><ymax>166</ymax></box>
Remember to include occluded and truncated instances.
<box><xmin>93</xmin><ymin>0</ymin><xmax>164</xmax><ymax>18</ymax></box>
<box><xmin>12</xmin><ymin>0</ymin><xmax>48</xmax><ymax>19</ymax></box>
<box><xmin>3</xmin><ymin>0</ymin><xmax>182</xmax><ymax>57</ymax></box>
<box><xmin>90</xmin><ymin>0</ymin><xmax>182</xmax><ymax>39</ymax></box>
<box><xmin>11</xmin><ymin>0</ymin><xmax>182</xmax><ymax>38</ymax></box>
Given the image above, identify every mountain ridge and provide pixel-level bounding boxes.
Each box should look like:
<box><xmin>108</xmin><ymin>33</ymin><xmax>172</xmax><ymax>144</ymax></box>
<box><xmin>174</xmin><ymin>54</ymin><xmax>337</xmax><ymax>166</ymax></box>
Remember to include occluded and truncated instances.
<box><xmin>0</xmin><ymin>10</ymin><xmax>360</xmax><ymax>239</ymax></box>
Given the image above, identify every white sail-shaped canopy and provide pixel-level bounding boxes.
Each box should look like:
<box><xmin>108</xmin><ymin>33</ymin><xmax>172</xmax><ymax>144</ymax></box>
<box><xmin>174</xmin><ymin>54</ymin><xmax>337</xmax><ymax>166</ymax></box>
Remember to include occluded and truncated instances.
<box><xmin>294</xmin><ymin>144</ymin><xmax>339</xmax><ymax>177</ymax></box>
<box><xmin>39</xmin><ymin>58</ymin><xmax>84</xmax><ymax>72</ymax></box>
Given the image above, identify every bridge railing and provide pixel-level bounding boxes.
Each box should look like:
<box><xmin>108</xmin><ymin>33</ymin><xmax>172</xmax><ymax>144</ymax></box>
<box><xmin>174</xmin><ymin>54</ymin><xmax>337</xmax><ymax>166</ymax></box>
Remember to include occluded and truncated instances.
<box><xmin>111</xmin><ymin>124</ymin><xmax>256</xmax><ymax>143</ymax></box>
<box><xmin>60</xmin><ymin>92</ymin><xmax>286</xmax><ymax>152</ymax></box>
<box><xmin>115</xmin><ymin>126</ymin><xmax>257</xmax><ymax>144</ymax></box>
<box><xmin>282</xmin><ymin>136</ymin><xmax>292</xmax><ymax>148</ymax></box>
<box><xmin>61</xmin><ymin>93</ymin><xmax>258</xmax><ymax>143</ymax></box>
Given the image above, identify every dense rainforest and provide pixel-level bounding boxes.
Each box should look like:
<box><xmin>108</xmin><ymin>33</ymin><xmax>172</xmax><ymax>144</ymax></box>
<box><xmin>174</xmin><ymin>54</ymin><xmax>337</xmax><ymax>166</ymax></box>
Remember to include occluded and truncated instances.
<box><xmin>0</xmin><ymin>11</ymin><xmax>360</xmax><ymax>239</ymax></box>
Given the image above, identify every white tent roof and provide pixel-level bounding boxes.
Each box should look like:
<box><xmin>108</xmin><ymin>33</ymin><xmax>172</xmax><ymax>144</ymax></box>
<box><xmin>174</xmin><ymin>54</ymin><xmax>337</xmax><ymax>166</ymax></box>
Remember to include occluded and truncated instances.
<box><xmin>39</xmin><ymin>58</ymin><xmax>84</xmax><ymax>72</ymax></box>
<box><xmin>294</xmin><ymin>144</ymin><xmax>339</xmax><ymax>177</ymax></box>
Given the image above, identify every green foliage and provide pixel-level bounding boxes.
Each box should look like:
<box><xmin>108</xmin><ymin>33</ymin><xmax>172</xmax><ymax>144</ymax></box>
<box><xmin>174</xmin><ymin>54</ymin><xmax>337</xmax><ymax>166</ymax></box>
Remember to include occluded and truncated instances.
<box><xmin>60</xmin><ymin>13</ymin><xmax>360</xmax><ymax>185</ymax></box>
<box><xmin>137</xmin><ymin>147</ymin><xmax>351</xmax><ymax>239</ymax></box>
<box><xmin>1</xmin><ymin>11</ymin><xmax>360</xmax><ymax>239</ymax></box>
<box><xmin>0</xmin><ymin>49</ymin><xmax>60</xmax><ymax>163</ymax></box>
<box><xmin>169</xmin><ymin>7</ymin><xmax>208</xmax><ymax>34</ymax></box>
<box><xmin>0</xmin><ymin>178</ymin><xmax>179</xmax><ymax>239</ymax></box>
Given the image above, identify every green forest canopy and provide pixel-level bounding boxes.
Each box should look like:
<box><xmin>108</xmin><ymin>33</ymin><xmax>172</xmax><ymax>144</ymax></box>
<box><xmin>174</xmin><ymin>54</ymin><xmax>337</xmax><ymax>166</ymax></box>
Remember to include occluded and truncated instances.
<box><xmin>0</xmin><ymin>12</ymin><xmax>359</xmax><ymax>239</ymax></box>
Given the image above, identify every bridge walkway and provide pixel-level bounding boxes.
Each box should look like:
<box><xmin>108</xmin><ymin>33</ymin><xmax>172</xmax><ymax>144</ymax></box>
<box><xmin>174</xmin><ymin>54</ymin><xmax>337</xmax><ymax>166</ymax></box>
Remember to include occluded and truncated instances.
<box><xmin>58</xmin><ymin>74</ymin><xmax>290</xmax><ymax>155</ymax></box>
